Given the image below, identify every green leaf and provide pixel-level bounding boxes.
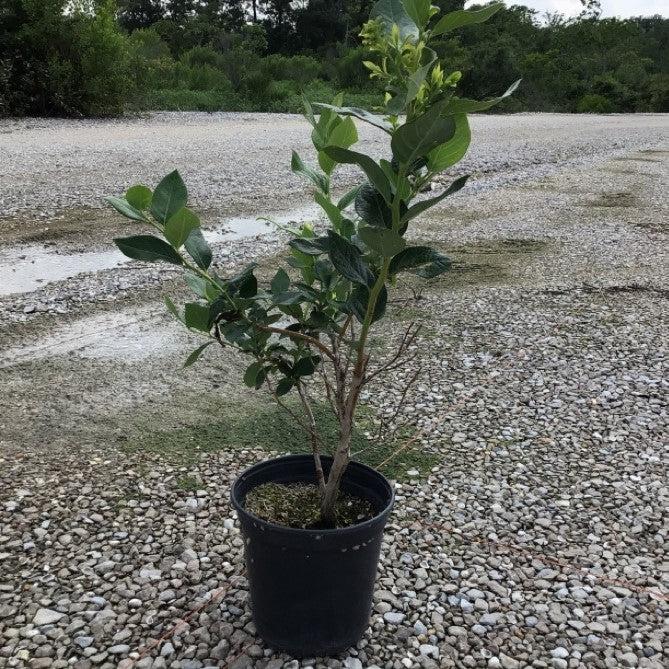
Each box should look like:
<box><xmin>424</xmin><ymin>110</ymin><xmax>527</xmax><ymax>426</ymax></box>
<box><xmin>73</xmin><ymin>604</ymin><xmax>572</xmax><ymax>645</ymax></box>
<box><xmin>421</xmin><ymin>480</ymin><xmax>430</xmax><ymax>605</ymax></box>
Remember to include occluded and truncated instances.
<box><xmin>388</xmin><ymin>245</ymin><xmax>451</xmax><ymax>277</ymax></box>
<box><xmin>444</xmin><ymin>80</ymin><xmax>521</xmax><ymax>114</ymax></box>
<box><xmin>244</xmin><ymin>361</ymin><xmax>264</xmax><ymax>388</ymax></box>
<box><xmin>289</xmin><ymin>236</ymin><xmax>330</xmax><ymax>256</ymax></box>
<box><xmin>164</xmin><ymin>296</ymin><xmax>183</xmax><ymax>323</ymax></box>
<box><xmin>355</xmin><ymin>183</ymin><xmax>392</xmax><ymax>228</ymax></box>
<box><xmin>185</xmin><ymin>272</ymin><xmax>209</xmax><ymax>299</ymax></box>
<box><xmin>329</xmin><ymin>116</ymin><xmax>358</xmax><ymax>148</ymax></box>
<box><xmin>359</xmin><ymin>226</ymin><xmax>406</xmax><ymax>257</ymax></box>
<box><xmin>401</xmin><ymin>175</ymin><xmax>470</xmax><ymax>223</ymax></box>
<box><xmin>184</xmin><ymin>341</ymin><xmax>213</xmax><ymax>368</ymax></box>
<box><xmin>313</xmin><ymin>104</ymin><xmax>393</xmax><ymax>134</ymax></box>
<box><xmin>114</xmin><ymin>235</ymin><xmax>183</xmax><ymax>265</ymax></box>
<box><xmin>314</xmin><ymin>191</ymin><xmax>343</xmax><ymax>227</ymax></box>
<box><xmin>327</xmin><ymin>231</ymin><xmax>373</xmax><ymax>286</ymax></box>
<box><xmin>432</xmin><ymin>2</ymin><xmax>504</xmax><ymax>36</ymax></box>
<box><xmin>302</xmin><ymin>92</ymin><xmax>316</xmax><ymax>126</ymax></box>
<box><xmin>347</xmin><ymin>284</ymin><xmax>388</xmax><ymax>324</ymax></box>
<box><xmin>402</xmin><ymin>0</ymin><xmax>431</xmax><ymax>28</ymax></box>
<box><xmin>125</xmin><ymin>185</ymin><xmax>152</xmax><ymax>210</ymax></box>
<box><xmin>371</xmin><ymin>0</ymin><xmax>420</xmax><ymax>42</ymax></box>
<box><xmin>184</xmin><ymin>302</ymin><xmax>211</xmax><ymax>332</ymax></box>
<box><xmin>271</xmin><ymin>268</ymin><xmax>290</xmax><ymax>295</ymax></box>
<box><xmin>291</xmin><ymin>151</ymin><xmax>329</xmax><ymax>194</ymax></box>
<box><xmin>318</xmin><ymin>117</ymin><xmax>359</xmax><ymax>174</ymax></box>
<box><xmin>229</xmin><ymin>264</ymin><xmax>258</xmax><ymax>298</ymax></box>
<box><xmin>151</xmin><ymin>170</ymin><xmax>188</xmax><ymax>224</ymax></box>
<box><xmin>322</xmin><ymin>146</ymin><xmax>392</xmax><ymax>203</ymax></box>
<box><xmin>276</xmin><ymin>377</ymin><xmax>294</xmax><ymax>396</ymax></box>
<box><xmin>405</xmin><ymin>48</ymin><xmax>437</xmax><ymax>108</ymax></box>
<box><xmin>165</xmin><ymin>207</ymin><xmax>200</xmax><ymax>248</ymax></box>
<box><xmin>391</xmin><ymin>102</ymin><xmax>456</xmax><ymax>165</ymax></box>
<box><xmin>105</xmin><ymin>196</ymin><xmax>146</xmax><ymax>222</ymax></box>
<box><xmin>337</xmin><ymin>185</ymin><xmax>362</xmax><ymax>210</ymax></box>
<box><xmin>184</xmin><ymin>227</ymin><xmax>212</xmax><ymax>270</ymax></box>
<box><xmin>293</xmin><ymin>355</ymin><xmax>320</xmax><ymax>377</ymax></box>
<box><xmin>427</xmin><ymin>114</ymin><xmax>471</xmax><ymax>172</ymax></box>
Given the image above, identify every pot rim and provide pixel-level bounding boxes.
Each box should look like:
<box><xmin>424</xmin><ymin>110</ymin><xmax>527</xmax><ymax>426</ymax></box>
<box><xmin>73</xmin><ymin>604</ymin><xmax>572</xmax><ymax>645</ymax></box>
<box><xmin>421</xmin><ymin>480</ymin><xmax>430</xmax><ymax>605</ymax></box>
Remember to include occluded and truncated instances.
<box><xmin>230</xmin><ymin>453</ymin><xmax>395</xmax><ymax>537</ymax></box>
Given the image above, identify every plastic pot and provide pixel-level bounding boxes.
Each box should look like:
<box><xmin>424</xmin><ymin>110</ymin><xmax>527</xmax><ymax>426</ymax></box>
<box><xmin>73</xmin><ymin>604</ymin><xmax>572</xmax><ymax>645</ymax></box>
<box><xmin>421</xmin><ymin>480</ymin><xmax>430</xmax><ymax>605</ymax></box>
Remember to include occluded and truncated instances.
<box><xmin>230</xmin><ymin>454</ymin><xmax>394</xmax><ymax>656</ymax></box>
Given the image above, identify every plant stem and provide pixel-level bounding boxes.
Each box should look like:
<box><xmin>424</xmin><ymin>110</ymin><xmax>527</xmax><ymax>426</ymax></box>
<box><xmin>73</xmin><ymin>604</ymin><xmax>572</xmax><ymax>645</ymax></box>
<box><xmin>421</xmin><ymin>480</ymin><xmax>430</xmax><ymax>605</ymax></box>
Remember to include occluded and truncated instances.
<box><xmin>319</xmin><ymin>166</ymin><xmax>407</xmax><ymax>523</ymax></box>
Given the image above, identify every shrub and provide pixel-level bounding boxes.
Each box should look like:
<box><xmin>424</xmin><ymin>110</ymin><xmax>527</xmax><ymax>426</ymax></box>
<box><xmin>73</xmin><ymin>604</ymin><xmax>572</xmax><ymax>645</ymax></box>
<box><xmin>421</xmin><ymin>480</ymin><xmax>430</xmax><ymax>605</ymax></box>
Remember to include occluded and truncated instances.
<box><xmin>261</xmin><ymin>54</ymin><xmax>323</xmax><ymax>86</ymax></box>
<box><xmin>2</xmin><ymin>0</ymin><xmax>132</xmax><ymax>117</ymax></box>
<box><xmin>105</xmin><ymin>1</ymin><xmax>518</xmax><ymax>524</ymax></box>
<box><xmin>333</xmin><ymin>47</ymin><xmax>370</xmax><ymax>89</ymax></box>
<box><xmin>576</xmin><ymin>93</ymin><xmax>616</xmax><ymax>113</ymax></box>
<box><xmin>141</xmin><ymin>88</ymin><xmax>241</xmax><ymax>112</ymax></box>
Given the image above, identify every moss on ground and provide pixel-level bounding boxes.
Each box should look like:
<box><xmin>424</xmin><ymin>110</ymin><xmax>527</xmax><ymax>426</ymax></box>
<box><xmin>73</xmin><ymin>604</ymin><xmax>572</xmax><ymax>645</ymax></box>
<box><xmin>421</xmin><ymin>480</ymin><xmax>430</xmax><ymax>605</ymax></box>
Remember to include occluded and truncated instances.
<box><xmin>126</xmin><ymin>398</ymin><xmax>439</xmax><ymax>481</ymax></box>
<box><xmin>585</xmin><ymin>191</ymin><xmax>639</xmax><ymax>208</ymax></box>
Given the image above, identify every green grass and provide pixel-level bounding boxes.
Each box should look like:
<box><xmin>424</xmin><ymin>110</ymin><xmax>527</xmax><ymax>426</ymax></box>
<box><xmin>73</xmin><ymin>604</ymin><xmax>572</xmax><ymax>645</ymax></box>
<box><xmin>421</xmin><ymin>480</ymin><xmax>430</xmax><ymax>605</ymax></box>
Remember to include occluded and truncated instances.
<box><xmin>126</xmin><ymin>398</ymin><xmax>439</xmax><ymax>481</ymax></box>
<box><xmin>176</xmin><ymin>475</ymin><xmax>199</xmax><ymax>492</ymax></box>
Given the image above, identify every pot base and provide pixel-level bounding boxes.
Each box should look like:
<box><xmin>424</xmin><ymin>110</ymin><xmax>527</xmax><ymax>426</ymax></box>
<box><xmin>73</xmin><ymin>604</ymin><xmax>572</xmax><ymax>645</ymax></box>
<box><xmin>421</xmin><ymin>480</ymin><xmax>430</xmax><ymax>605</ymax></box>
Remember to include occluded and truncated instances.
<box><xmin>231</xmin><ymin>454</ymin><xmax>394</xmax><ymax>657</ymax></box>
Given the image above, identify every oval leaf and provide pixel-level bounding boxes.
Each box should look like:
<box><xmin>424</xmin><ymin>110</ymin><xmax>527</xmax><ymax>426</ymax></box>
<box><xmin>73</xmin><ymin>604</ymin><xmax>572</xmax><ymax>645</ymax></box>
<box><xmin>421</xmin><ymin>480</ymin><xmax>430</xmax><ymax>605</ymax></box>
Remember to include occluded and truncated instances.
<box><xmin>371</xmin><ymin>0</ymin><xmax>419</xmax><ymax>42</ymax></box>
<box><xmin>327</xmin><ymin>231</ymin><xmax>373</xmax><ymax>286</ymax></box>
<box><xmin>432</xmin><ymin>3</ymin><xmax>504</xmax><ymax>36</ymax></box>
<box><xmin>151</xmin><ymin>170</ymin><xmax>187</xmax><ymax>224</ymax></box>
<box><xmin>105</xmin><ymin>196</ymin><xmax>145</xmax><ymax>222</ymax></box>
<box><xmin>391</xmin><ymin>102</ymin><xmax>456</xmax><ymax>165</ymax></box>
<box><xmin>125</xmin><ymin>185</ymin><xmax>152</xmax><ymax>210</ymax></box>
<box><xmin>184</xmin><ymin>302</ymin><xmax>211</xmax><ymax>332</ymax></box>
<box><xmin>388</xmin><ymin>245</ymin><xmax>451</xmax><ymax>277</ymax></box>
<box><xmin>184</xmin><ymin>341</ymin><xmax>213</xmax><ymax>368</ymax></box>
<box><xmin>114</xmin><ymin>235</ymin><xmax>183</xmax><ymax>265</ymax></box>
<box><xmin>359</xmin><ymin>226</ymin><xmax>406</xmax><ymax>257</ymax></box>
<box><xmin>165</xmin><ymin>207</ymin><xmax>200</xmax><ymax>249</ymax></box>
<box><xmin>185</xmin><ymin>227</ymin><xmax>212</xmax><ymax>270</ymax></box>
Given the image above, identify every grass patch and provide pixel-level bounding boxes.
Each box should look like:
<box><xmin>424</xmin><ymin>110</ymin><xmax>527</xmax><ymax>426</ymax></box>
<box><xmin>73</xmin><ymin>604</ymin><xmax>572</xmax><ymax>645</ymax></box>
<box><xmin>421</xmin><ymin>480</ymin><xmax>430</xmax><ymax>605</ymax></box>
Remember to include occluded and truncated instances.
<box><xmin>126</xmin><ymin>398</ymin><xmax>439</xmax><ymax>481</ymax></box>
<box><xmin>176</xmin><ymin>475</ymin><xmax>199</xmax><ymax>492</ymax></box>
<box><xmin>450</xmin><ymin>238</ymin><xmax>549</xmax><ymax>255</ymax></box>
<box><xmin>585</xmin><ymin>191</ymin><xmax>639</xmax><ymax>208</ymax></box>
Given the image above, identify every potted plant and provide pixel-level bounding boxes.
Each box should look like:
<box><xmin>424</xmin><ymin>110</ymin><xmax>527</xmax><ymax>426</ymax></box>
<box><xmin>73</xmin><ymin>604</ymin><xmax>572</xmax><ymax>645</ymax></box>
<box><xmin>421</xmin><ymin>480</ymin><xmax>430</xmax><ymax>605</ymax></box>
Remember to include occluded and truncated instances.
<box><xmin>105</xmin><ymin>0</ymin><xmax>517</xmax><ymax>657</ymax></box>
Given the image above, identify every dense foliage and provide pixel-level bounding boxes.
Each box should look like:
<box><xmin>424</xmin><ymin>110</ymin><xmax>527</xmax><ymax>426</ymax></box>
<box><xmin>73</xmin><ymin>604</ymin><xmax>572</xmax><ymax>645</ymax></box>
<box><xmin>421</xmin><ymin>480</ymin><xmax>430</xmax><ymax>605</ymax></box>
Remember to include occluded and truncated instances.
<box><xmin>1</xmin><ymin>1</ymin><xmax>667</xmax><ymax>117</ymax></box>
<box><xmin>105</xmin><ymin>0</ymin><xmax>517</xmax><ymax>522</ymax></box>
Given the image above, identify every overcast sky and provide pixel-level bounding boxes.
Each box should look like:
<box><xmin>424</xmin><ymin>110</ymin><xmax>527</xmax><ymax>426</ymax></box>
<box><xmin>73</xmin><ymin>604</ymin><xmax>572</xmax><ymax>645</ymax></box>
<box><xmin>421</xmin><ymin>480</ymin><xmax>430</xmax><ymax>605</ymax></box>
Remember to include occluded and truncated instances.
<box><xmin>466</xmin><ymin>1</ymin><xmax>667</xmax><ymax>18</ymax></box>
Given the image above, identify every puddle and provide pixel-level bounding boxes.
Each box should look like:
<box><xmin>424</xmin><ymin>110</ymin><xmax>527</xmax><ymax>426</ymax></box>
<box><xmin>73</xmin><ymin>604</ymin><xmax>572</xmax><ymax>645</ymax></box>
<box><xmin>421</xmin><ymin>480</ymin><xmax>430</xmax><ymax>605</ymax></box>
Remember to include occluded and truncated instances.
<box><xmin>0</xmin><ymin>204</ymin><xmax>318</xmax><ymax>297</ymax></box>
<box><xmin>1</xmin><ymin>310</ymin><xmax>189</xmax><ymax>367</ymax></box>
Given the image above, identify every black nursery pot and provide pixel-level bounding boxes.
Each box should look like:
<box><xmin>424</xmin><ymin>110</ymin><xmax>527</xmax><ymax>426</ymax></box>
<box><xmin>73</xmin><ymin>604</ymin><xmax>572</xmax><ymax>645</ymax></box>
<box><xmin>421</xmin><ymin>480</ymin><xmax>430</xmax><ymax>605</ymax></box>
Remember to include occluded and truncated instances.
<box><xmin>230</xmin><ymin>454</ymin><xmax>394</xmax><ymax>657</ymax></box>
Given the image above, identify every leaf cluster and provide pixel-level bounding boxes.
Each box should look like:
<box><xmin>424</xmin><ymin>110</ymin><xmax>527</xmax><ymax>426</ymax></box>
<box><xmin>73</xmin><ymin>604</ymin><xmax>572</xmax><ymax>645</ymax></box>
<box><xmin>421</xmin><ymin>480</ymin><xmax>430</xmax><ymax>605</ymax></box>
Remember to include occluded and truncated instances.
<box><xmin>107</xmin><ymin>0</ymin><xmax>518</xmax><ymax>399</ymax></box>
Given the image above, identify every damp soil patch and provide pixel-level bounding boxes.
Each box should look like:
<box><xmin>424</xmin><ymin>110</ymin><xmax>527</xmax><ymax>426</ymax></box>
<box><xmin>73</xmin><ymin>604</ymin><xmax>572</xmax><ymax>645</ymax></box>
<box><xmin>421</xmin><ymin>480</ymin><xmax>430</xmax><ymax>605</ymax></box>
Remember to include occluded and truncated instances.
<box><xmin>584</xmin><ymin>192</ymin><xmax>639</xmax><ymax>208</ymax></box>
<box><xmin>245</xmin><ymin>482</ymin><xmax>375</xmax><ymax>529</ymax></box>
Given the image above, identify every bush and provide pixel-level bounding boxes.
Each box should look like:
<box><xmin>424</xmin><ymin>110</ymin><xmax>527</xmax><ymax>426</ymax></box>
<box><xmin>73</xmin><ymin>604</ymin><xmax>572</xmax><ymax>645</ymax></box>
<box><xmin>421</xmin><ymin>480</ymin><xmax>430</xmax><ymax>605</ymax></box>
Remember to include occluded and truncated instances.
<box><xmin>140</xmin><ymin>88</ymin><xmax>242</xmax><ymax>112</ymax></box>
<box><xmin>2</xmin><ymin>0</ymin><xmax>132</xmax><ymax>117</ymax></box>
<box><xmin>181</xmin><ymin>46</ymin><xmax>225</xmax><ymax>69</ymax></box>
<box><xmin>576</xmin><ymin>94</ymin><xmax>616</xmax><ymax>113</ymax></box>
<box><xmin>332</xmin><ymin>47</ymin><xmax>370</xmax><ymax>89</ymax></box>
<box><xmin>647</xmin><ymin>73</ymin><xmax>669</xmax><ymax>112</ymax></box>
<box><xmin>261</xmin><ymin>54</ymin><xmax>323</xmax><ymax>86</ymax></box>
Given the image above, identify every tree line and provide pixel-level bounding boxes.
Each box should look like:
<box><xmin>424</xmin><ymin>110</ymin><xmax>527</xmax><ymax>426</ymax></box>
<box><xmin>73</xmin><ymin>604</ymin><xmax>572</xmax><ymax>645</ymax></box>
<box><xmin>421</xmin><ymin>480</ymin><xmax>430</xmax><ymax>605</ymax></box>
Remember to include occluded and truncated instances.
<box><xmin>1</xmin><ymin>1</ymin><xmax>667</xmax><ymax>117</ymax></box>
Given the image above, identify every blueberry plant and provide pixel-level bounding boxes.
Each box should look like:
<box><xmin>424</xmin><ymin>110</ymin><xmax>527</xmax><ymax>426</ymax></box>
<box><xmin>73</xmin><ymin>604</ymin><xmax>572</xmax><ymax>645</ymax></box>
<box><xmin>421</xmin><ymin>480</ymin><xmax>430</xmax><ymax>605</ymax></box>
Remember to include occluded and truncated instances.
<box><xmin>106</xmin><ymin>0</ymin><xmax>517</xmax><ymax>525</ymax></box>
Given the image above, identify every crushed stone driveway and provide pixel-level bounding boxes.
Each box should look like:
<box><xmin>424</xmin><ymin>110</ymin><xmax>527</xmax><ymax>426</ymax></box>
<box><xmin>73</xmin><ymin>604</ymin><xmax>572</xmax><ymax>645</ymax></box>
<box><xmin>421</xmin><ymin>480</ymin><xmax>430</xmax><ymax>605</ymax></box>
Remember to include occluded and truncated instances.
<box><xmin>0</xmin><ymin>113</ymin><xmax>667</xmax><ymax>669</ymax></box>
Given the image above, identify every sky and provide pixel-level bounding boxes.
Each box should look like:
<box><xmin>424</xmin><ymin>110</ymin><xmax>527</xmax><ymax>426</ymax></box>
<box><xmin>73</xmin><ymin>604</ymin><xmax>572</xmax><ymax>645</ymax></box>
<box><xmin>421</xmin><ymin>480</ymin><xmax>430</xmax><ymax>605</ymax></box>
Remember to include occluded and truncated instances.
<box><xmin>466</xmin><ymin>1</ymin><xmax>667</xmax><ymax>18</ymax></box>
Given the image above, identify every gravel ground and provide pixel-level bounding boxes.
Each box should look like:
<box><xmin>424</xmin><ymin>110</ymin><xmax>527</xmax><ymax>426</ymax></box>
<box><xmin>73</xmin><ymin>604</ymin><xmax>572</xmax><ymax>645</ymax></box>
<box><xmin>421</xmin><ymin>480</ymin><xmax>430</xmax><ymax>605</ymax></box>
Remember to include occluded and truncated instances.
<box><xmin>0</xmin><ymin>114</ymin><xmax>668</xmax><ymax>669</ymax></box>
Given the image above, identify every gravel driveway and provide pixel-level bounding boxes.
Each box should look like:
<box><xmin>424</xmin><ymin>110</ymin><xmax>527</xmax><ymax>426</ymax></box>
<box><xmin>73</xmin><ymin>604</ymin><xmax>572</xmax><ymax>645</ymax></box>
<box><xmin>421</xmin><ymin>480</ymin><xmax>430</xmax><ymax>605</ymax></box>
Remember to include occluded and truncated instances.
<box><xmin>0</xmin><ymin>113</ymin><xmax>667</xmax><ymax>669</ymax></box>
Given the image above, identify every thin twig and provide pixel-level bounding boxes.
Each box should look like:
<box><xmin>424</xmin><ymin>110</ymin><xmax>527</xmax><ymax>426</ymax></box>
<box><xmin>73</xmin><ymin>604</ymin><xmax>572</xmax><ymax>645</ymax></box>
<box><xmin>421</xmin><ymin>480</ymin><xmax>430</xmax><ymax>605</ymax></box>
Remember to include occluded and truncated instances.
<box><xmin>374</xmin><ymin>364</ymin><xmax>422</xmax><ymax>442</ymax></box>
<box><xmin>297</xmin><ymin>381</ymin><xmax>326</xmax><ymax>493</ymax></box>
<box><xmin>365</xmin><ymin>322</ymin><xmax>422</xmax><ymax>382</ymax></box>
<box><xmin>258</xmin><ymin>324</ymin><xmax>335</xmax><ymax>360</ymax></box>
